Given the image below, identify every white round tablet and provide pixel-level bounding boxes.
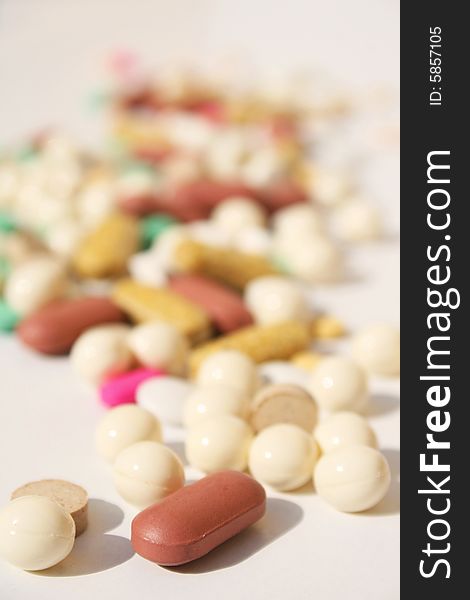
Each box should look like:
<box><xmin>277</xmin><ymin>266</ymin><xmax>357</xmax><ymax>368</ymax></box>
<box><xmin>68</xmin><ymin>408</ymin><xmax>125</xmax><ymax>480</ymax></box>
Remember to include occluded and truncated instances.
<box><xmin>136</xmin><ymin>375</ymin><xmax>193</xmax><ymax>426</ymax></box>
<box><xmin>128</xmin><ymin>321</ymin><xmax>189</xmax><ymax>375</ymax></box>
<box><xmin>314</xmin><ymin>446</ymin><xmax>391</xmax><ymax>512</ymax></box>
<box><xmin>314</xmin><ymin>412</ymin><xmax>377</xmax><ymax>454</ymax></box>
<box><xmin>244</xmin><ymin>276</ymin><xmax>310</xmax><ymax>325</ymax></box>
<box><xmin>183</xmin><ymin>384</ymin><xmax>249</xmax><ymax>428</ymax></box>
<box><xmin>197</xmin><ymin>350</ymin><xmax>259</xmax><ymax>396</ymax></box>
<box><xmin>351</xmin><ymin>323</ymin><xmax>400</xmax><ymax>376</ymax></box>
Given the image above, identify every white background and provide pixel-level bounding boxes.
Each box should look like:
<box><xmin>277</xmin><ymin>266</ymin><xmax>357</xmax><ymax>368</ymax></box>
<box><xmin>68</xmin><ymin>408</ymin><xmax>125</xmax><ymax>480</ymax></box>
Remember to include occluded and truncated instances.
<box><xmin>0</xmin><ymin>1</ymin><xmax>400</xmax><ymax>599</ymax></box>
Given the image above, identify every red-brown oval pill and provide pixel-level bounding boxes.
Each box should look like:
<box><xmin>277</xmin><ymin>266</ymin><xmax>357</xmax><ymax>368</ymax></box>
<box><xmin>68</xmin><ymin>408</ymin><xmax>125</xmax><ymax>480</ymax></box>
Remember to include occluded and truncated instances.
<box><xmin>169</xmin><ymin>274</ymin><xmax>254</xmax><ymax>333</ymax></box>
<box><xmin>131</xmin><ymin>470</ymin><xmax>266</xmax><ymax>566</ymax></box>
<box><xmin>17</xmin><ymin>297</ymin><xmax>126</xmax><ymax>355</ymax></box>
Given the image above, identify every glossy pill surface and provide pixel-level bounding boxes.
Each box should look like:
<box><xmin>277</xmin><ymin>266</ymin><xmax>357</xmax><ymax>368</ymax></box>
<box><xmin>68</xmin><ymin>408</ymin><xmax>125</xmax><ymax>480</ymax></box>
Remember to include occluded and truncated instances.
<box><xmin>17</xmin><ymin>296</ymin><xmax>126</xmax><ymax>355</ymax></box>
<box><xmin>186</xmin><ymin>415</ymin><xmax>253</xmax><ymax>473</ymax></box>
<box><xmin>0</xmin><ymin>496</ymin><xmax>75</xmax><ymax>571</ymax></box>
<box><xmin>128</xmin><ymin>321</ymin><xmax>189</xmax><ymax>375</ymax></box>
<box><xmin>249</xmin><ymin>423</ymin><xmax>318</xmax><ymax>491</ymax></box>
<box><xmin>131</xmin><ymin>470</ymin><xmax>266</xmax><ymax>566</ymax></box>
<box><xmin>244</xmin><ymin>276</ymin><xmax>309</xmax><ymax>325</ymax></box>
<box><xmin>314</xmin><ymin>412</ymin><xmax>377</xmax><ymax>454</ymax></box>
<box><xmin>95</xmin><ymin>404</ymin><xmax>162</xmax><ymax>462</ymax></box>
<box><xmin>314</xmin><ymin>446</ymin><xmax>391</xmax><ymax>512</ymax></box>
<box><xmin>113</xmin><ymin>441</ymin><xmax>185</xmax><ymax>508</ymax></box>
<box><xmin>196</xmin><ymin>349</ymin><xmax>259</xmax><ymax>396</ymax></box>
<box><xmin>351</xmin><ymin>323</ymin><xmax>400</xmax><ymax>376</ymax></box>
<box><xmin>308</xmin><ymin>356</ymin><xmax>368</xmax><ymax>413</ymax></box>
<box><xmin>183</xmin><ymin>384</ymin><xmax>249</xmax><ymax>427</ymax></box>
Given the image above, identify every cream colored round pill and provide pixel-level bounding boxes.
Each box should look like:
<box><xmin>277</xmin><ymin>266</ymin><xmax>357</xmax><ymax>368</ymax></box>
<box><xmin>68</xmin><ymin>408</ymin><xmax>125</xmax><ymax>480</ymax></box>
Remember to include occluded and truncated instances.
<box><xmin>183</xmin><ymin>384</ymin><xmax>249</xmax><ymax>428</ymax></box>
<box><xmin>95</xmin><ymin>404</ymin><xmax>162</xmax><ymax>462</ymax></box>
<box><xmin>0</xmin><ymin>496</ymin><xmax>75</xmax><ymax>570</ymax></box>
<box><xmin>314</xmin><ymin>412</ymin><xmax>377</xmax><ymax>454</ymax></box>
<box><xmin>249</xmin><ymin>423</ymin><xmax>318</xmax><ymax>491</ymax></box>
<box><xmin>197</xmin><ymin>350</ymin><xmax>259</xmax><ymax>396</ymax></box>
<box><xmin>273</xmin><ymin>204</ymin><xmax>324</xmax><ymax>238</ymax></box>
<box><xmin>278</xmin><ymin>236</ymin><xmax>343</xmax><ymax>283</ymax></box>
<box><xmin>4</xmin><ymin>256</ymin><xmax>67</xmax><ymax>316</ymax></box>
<box><xmin>128</xmin><ymin>321</ymin><xmax>189</xmax><ymax>375</ymax></box>
<box><xmin>245</xmin><ymin>276</ymin><xmax>309</xmax><ymax>325</ymax></box>
<box><xmin>309</xmin><ymin>356</ymin><xmax>368</xmax><ymax>413</ymax></box>
<box><xmin>211</xmin><ymin>197</ymin><xmax>266</xmax><ymax>239</ymax></box>
<box><xmin>113</xmin><ymin>441</ymin><xmax>184</xmax><ymax>508</ymax></box>
<box><xmin>185</xmin><ymin>415</ymin><xmax>253</xmax><ymax>473</ymax></box>
<box><xmin>232</xmin><ymin>225</ymin><xmax>272</xmax><ymax>256</ymax></box>
<box><xmin>70</xmin><ymin>324</ymin><xmax>134</xmax><ymax>385</ymax></box>
<box><xmin>314</xmin><ymin>446</ymin><xmax>391</xmax><ymax>512</ymax></box>
<box><xmin>332</xmin><ymin>198</ymin><xmax>382</xmax><ymax>242</ymax></box>
<box><xmin>351</xmin><ymin>323</ymin><xmax>400</xmax><ymax>376</ymax></box>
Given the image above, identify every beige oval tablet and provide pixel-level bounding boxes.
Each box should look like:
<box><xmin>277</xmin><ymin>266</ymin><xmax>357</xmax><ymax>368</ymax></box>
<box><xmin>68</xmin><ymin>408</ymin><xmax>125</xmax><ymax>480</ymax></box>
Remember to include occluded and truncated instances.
<box><xmin>11</xmin><ymin>479</ymin><xmax>88</xmax><ymax>537</ymax></box>
<box><xmin>250</xmin><ymin>383</ymin><xmax>318</xmax><ymax>433</ymax></box>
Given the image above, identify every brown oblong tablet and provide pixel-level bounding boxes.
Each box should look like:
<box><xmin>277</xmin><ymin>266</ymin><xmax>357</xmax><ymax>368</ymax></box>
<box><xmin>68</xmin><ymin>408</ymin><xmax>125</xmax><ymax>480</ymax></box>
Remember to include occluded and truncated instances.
<box><xmin>11</xmin><ymin>479</ymin><xmax>88</xmax><ymax>537</ymax></box>
<box><xmin>169</xmin><ymin>274</ymin><xmax>254</xmax><ymax>333</ymax></box>
<box><xmin>131</xmin><ymin>470</ymin><xmax>266</xmax><ymax>566</ymax></box>
<box><xmin>17</xmin><ymin>296</ymin><xmax>126</xmax><ymax>355</ymax></box>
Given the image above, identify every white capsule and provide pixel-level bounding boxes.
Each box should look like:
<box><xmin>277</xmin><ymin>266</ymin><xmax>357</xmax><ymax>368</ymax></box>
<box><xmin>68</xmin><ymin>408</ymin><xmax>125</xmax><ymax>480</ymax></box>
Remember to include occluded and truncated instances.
<box><xmin>309</xmin><ymin>356</ymin><xmax>368</xmax><ymax>413</ymax></box>
<box><xmin>185</xmin><ymin>414</ymin><xmax>253</xmax><ymax>473</ymax></box>
<box><xmin>314</xmin><ymin>446</ymin><xmax>391</xmax><ymax>512</ymax></box>
<box><xmin>197</xmin><ymin>350</ymin><xmax>259</xmax><ymax>396</ymax></box>
<box><xmin>211</xmin><ymin>197</ymin><xmax>266</xmax><ymax>240</ymax></box>
<box><xmin>113</xmin><ymin>441</ymin><xmax>185</xmax><ymax>508</ymax></box>
<box><xmin>275</xmin><ymin>236</ymin><xmax>342</xmax><ymax>283</ymax></box>
<box><xmin>351</xmin><ymin>323</ymin><xmax>400</xmax><ymax>376</ymax></box>
<box><xmin>0</xmin><ymin>496</ymin><xmax>75</xmax><ymax>571</ymax></box>
<box><xmin>128</xmin><ymin>321</ymin><xmax>188</xmax><ymax>375</ymax></box>
<box><xmin>136</xmin><ymin>375</ymin><xmax>193</xmax><ymax>426</ymax></box>
<box><xmin>183</xmin><ymin>384</ymin><xmax>249</xmax><ymax>428</ymax></box>
<box><xmin>95</xmin><ymin>404</ymin><xmax>162</xmax><ymax>462</ymax></box>
<box><xmin>4</xmin><ymin>256</ymin><xmax>67</xmax><ymax>316</ymax></box>
<box><xmin>314</xmin><ymin>412</ymin><xmax>377</xmax><ymax>454</ymax></box>
<box><xmin>249</xmin><ymin>423</ymin><xmax>318</xmax><ymax>491</ymax></box>
<box><xmin>70</xmin><ymin>324</ymin><xmax>133</xmax><ymax>385</ymax></box>
<box><xmin>332</xmin><ymin>198</ymin><xmax>382</xmax><ymax>242</ymax></box>
<box><xmin>244</xmin><ymin>275</ymin><xmax>310</xmax><ymax>325</ymax></box>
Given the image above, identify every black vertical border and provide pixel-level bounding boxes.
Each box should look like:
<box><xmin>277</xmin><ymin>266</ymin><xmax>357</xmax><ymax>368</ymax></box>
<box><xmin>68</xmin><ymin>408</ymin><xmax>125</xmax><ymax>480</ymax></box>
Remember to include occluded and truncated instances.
<box><xmin>401</xmin><ymin>2</ymin><xmax>466</xmax><ymax>596</ymax></box>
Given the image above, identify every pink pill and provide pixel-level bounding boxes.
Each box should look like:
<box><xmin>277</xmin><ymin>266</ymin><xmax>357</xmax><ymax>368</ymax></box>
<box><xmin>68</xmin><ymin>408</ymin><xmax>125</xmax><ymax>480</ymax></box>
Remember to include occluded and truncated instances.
<box><xmin>100</xmin><ymin>368</ymin><xmax>164</xmax><ymax>408</ymax></box>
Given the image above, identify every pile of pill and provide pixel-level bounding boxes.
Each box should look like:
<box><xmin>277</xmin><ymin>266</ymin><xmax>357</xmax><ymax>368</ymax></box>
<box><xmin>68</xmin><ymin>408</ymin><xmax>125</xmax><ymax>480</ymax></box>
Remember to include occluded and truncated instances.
<box><xmin>0</xmin><ymin>68</ymin><xmax>399</xmax><ymax>571</ymax></box>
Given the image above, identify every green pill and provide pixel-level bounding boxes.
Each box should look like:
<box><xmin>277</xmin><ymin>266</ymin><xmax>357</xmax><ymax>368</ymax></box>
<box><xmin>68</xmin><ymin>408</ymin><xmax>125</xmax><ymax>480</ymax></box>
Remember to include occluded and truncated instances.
<box><xmin>0</xmin><ymin>298</ymin><xmax>20</xmax><ymax>332</ymax></box>
<box><xmin>140</xmin><ymin>214</ymin><xmax>178</xmax><ymax>249</ymax></box>
<box><xmin>0</xmin><ymin>212</ymin><xmax>16</xmax><ymax>233</ymax></box>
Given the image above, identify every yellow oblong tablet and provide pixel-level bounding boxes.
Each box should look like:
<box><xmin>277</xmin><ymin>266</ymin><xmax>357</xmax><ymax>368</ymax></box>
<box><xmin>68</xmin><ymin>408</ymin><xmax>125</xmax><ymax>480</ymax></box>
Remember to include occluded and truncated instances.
<box><xmin>112</xmin><ymin>279</ymin><xmax>211</xmax><ymax>344</ymax></box>
<box><xmin>73</xmin><ymin>213</ymin><xmax>139</xmax><ymax>279</ymax></box>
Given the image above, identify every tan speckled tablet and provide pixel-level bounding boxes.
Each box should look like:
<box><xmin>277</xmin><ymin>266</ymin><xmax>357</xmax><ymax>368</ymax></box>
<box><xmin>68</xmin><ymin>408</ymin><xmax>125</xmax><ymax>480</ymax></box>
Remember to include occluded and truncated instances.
<box><xmin>11</xmin><ymin>479</ymin><xmax>88</xmax><ymax>537</ymax></box>
<box><xmin>250</xmin><ymin>383</ymin><xmax>318</xmax><ymax>433</ymax></box>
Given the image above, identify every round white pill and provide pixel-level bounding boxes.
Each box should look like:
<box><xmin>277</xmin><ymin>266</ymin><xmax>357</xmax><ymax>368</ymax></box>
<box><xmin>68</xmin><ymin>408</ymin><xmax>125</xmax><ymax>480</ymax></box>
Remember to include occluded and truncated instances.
<box><xmin>4</xmin><ymin>256</ymin><xmax>67</xmax><ymax>316</ymax></box>
<box><xmin>70</xmin><ymin>324</ymin><xmax>133</xmax><ymax>385</ymax></box>
<box><xmin>245</xmin><ymin>276</ymin><xmax>309</xmax><ymax>325</ymax></box>
<box><xmin>232</xmin><ymin>225</ymin><xmax>272</xmax><ymax>256</ymax></box>
<box><xmin>314</xmin><ymin>412</ymin><xmax>377</xmax><ymax>454</ymax></box>
<box><xmin>113</xmin><ymin>441</ymin><xmax>184</xmax><ymax>508</ymax></box>
<box><xmin>136</xmin><ymin>375</ymin><xmax>193</xmax><ymax>426</ymax></box>
<box><xmin>128</xmin><ymin>321</ymin><xmax>189</xmax><ymax>375</ymax></box>
<box><xmin>277</xmin><ymin>236</ymin><xmax>343</xmax><ymax>283</ymax></box>
<box><xmin>183</xmin><ymin>384</ymin><xmax>249</xmax><ymax>428</ymax></box>
<box><xmin>0</xmin><ymin>496</ymin><xmax>75</xmax><ymax>571</ymax></box>
<box><xmin>314</xmin><ymin>446</ymin><xmax>391</xmax><ymax>512</ymax></box>
<box><xmin>211</xmin><ymin>197</ymin><xmax>266</xmax><ymax>239</ymax></box>
<box><xmin>309</xmin><ymin>356</ymin><xmax>368</xmax><ymax>413</ymax></box>
<box><xmin>332</xmin><ymin>198</ymin><xmax>382</xmax><ymax>242</ymax></box>
<box><xmin>197</xmin><ymin>350</ymin><xmax>259</xmax><ymax>396</ymax></box>
<box><xmin>273</xmin><ymin>204</ymin><xmax>324</xmax><ymax>238</ymax></box>
<box><xmin>249</xmin><ymin>423</ymin><xmax>318</xmax><ymax>491</ymax></box>
<box><xmin>351</xmin><ymin>323</ymin><xmax>400</xmax><ymax>376</ymax></box>
<box><xmin>185</xmin><ymin>415</ymin><xmax>253</xmax><ymax>473</ymax></box>
<box><xmin>95</xmin><ymin>404</ymin><xmax>162</xmax><ymax>462</ymax></box>
<box><xmin>127</xmin><ymin>252</ymin><xmax>168</xmax><ymax>288</ymax></box>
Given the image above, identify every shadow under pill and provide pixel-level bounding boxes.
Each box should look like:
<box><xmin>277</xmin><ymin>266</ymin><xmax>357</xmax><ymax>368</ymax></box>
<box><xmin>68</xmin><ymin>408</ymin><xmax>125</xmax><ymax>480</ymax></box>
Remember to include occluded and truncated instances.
<box><xmin>167</xmin><ymin>498</ymin><xmax>303</xmax><ymax>574</ymax></box>
<box><xmin>36</xmin><ymin>499</ymin><xmax>134</xmax><ymax>577</ymax></box>
<box><xmin>166</xmin><ymin>440</ymin><xmax>188</xmax><ymax>466</ymax></box>
<box><xmin>367</xmin><ymin>393</ymin><xmax>400</xmax><ymax>417</ymax></box>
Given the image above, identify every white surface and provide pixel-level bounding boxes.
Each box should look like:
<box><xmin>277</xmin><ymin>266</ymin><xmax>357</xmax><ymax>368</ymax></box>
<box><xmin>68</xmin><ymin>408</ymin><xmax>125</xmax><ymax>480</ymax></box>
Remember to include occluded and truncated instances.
<box><xmin>0</xmin><ymin>1</ymin><xmax>399</xmax><ymax>599</ymax></box>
